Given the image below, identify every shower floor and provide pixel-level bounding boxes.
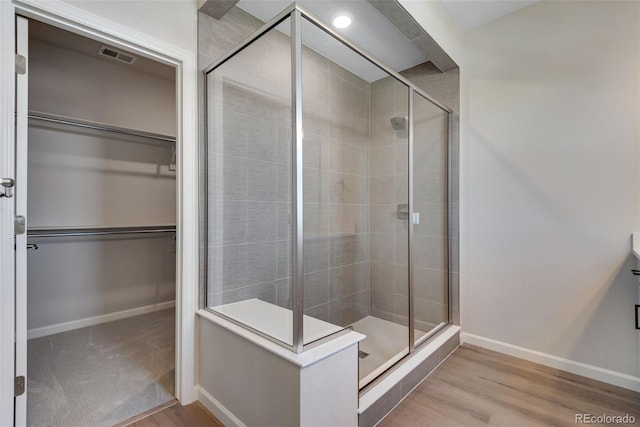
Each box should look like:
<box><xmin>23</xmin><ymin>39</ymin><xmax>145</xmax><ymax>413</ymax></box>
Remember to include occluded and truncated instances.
<box><xmin>27</xmin><ymin>309</ymin><xmax>175</xmax><ymax>426</ymax></box>
<box><xmin>351</xmin><ymin>316</ymin><xmax>426</xmax><ymax>388</ymax></box>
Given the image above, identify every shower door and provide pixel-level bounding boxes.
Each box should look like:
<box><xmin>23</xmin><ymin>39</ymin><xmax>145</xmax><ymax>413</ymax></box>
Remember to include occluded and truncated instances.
<box><xmin>411</xmin><ymin>91</ymin><xmax>450</xmax><ymax>347</ymax></box>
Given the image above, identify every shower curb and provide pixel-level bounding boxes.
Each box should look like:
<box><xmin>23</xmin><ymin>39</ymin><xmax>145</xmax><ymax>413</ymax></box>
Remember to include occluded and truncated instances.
<box><xmin>358</xmin><ymin>327</ymin><xmax>460</xmax><ymax>427</ymax></box>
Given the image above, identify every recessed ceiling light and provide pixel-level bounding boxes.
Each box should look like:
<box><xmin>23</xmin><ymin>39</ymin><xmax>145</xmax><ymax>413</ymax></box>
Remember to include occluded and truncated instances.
<box><xmin>332</xmin><ymin>14</ymin><xmax>352</xmax><ymax>29</ymax></box>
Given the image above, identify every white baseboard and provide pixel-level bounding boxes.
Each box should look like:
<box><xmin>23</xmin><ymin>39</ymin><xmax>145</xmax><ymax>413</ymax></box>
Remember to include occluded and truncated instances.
<box><xmin>460</xmin><ymin>332</ymin><xmax>640</xmax><ymax>392</ymax></box>
<box><xmin>197</xmin><ymin>385</ymin><xmax>246</xmax><ymax>427</ymax></box>
<box><xmin>27</xmin><ymin>300</ymin><xmax>175</xmax><ymax>340</ymax></box>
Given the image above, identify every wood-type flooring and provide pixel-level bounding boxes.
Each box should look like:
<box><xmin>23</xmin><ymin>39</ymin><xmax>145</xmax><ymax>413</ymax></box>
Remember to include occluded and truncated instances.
<box><xmin>379</xmin><ymin>344</ymin><xmax>640</xmax><ymax>426</ymax></box>
<box><xmin>121</xmin><ymin>343</ymin><xmax>640</xmax><ymax>427</ymax></box>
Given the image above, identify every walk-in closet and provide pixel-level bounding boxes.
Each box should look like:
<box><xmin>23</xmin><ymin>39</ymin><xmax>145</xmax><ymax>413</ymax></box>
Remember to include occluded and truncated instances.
<box><xmin>23</xmin><ymin>19</ymin><xmax>177</xmax><ymax>426</ymax></box>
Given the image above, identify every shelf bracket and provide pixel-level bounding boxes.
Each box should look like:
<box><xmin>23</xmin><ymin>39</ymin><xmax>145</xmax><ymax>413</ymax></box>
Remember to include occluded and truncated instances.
<box><xmin>169</xmin><ymin>140</ymin><xmax>176</xmax><ymax>171</ymax></box>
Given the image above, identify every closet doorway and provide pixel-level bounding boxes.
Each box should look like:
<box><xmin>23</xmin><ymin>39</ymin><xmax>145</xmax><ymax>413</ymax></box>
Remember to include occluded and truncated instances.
<box><xmin>18</xmin><ymin>16</ymin><xmax>179</xmax><ymax>426</ymax></box>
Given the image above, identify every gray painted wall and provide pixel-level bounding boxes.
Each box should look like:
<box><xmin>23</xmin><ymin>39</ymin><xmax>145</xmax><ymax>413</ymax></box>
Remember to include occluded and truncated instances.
<box><xmin>27</xmin><ymin>35</ymin><xmax>176</xmax><ymax>330</ymax></box>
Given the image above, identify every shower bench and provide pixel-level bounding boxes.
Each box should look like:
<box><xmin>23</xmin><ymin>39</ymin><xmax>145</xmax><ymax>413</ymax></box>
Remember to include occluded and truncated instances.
<box><xmin>197</xmin><ymin>299</ymin><xmax>365</xmax><ymax>426</ymax></box>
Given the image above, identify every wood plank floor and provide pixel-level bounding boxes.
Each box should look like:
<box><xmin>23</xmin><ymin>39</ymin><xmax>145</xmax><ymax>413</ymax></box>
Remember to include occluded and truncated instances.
<box><xmin>379</xmin><ymin>344</ymin><xmax>640</xmax><ymax>427</ymax></box>
<box><xmin>119</xmin><ymin>400</ymin><xmax>223</xmax><ymax>427</ymax></box>
<box><xmin>120</xmin><ymin>344</ymin><xmax>639</xmax><ymax>427</ymax></box>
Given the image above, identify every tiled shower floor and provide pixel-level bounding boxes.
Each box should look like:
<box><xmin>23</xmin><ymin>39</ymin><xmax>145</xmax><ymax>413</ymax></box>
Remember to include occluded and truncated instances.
<box><xmin>352</xmin><ymin>316</ymin><xmax>426</xmax><ymax>388</ymax></box>
<box><xmin>27</xmin><ymin>309</ymin><xmax>175</xmax><ymax>426</ymax></box>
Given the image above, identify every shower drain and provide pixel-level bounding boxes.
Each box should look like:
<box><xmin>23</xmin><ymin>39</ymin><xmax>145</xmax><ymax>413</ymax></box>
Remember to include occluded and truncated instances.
<box><xmin>358</xmin><ymin>350</ymin><xmax>369</xmax><ymax>359</ymax></box>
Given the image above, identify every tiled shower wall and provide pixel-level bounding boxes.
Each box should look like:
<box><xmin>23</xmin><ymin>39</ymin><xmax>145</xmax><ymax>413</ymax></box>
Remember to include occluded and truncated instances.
<box><xmin>200</xmin><ymin>8</ymin><xmax>370</xmax><ymax>327</ymax></box>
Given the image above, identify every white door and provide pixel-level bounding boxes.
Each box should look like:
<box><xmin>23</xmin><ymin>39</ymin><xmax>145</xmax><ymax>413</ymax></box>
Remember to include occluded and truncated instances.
<box><xmin>14</xmin><ymin>15</ymin><xmax>29</xmax><ymax>427</ymax></box>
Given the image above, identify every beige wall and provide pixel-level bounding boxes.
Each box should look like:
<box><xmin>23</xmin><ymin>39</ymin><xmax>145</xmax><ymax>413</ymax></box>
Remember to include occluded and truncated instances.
<box><xmin>27</xmin><ymin>35</ymin><xmax>176</xmax><ymax>330</ymax></box>
<box><xmin>461</xmin><ymin>0</ymin><xmax>639</xmax><ymax>377</ymax></box>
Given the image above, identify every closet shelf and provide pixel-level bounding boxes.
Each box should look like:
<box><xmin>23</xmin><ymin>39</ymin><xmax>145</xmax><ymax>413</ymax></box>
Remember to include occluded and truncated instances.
<box><xmin>28</xmin><ymin>111</ymin><xmax>176</xmax><ymax>144</ymax></box>
<box><xmin>27</xmin><ymin>225</ymin><xmax>176</xmax><ymax>238</ymax></box>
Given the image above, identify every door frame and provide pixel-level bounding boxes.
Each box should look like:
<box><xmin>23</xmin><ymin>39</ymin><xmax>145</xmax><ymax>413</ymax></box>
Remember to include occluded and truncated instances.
<box><xmin>0</xmin><ymin>2</ymin><xmax>17</xmax><ymax>425</ymax></box>
<box><xmin>0</xmin><ymin>1</ymin><xmax>198</xmax><ymax>425</ymax></box>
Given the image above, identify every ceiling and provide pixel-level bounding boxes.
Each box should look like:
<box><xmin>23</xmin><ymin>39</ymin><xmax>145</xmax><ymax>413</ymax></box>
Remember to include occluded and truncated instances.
<box><xmin>29</xmin><ymin>20</ymin><xmax>175</xmax><ymax>80</ymax></box>
<box><xmin>236</xmin><ymin>0</ymin><xmax>429</xmax><ymax>82</ymax></box>
<box><xmin>28</xmin><ymin>1</ymin><xmax>538</xmax><ymax>84</ymax></box>
<box><xmin>235</xmin><ymin>0</ymin><xmax>538</xmax><ymax>81</ymax></box>
<box><xmin>441</xmin><ymin>0</ymin><xmax>538</xmax><ymax>31</ymax></box>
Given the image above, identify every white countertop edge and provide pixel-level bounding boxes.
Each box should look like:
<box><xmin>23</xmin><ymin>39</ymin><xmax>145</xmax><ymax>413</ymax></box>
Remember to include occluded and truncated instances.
<box><xmin>358</xmin><ymin>324</ymin><xmax>461</xmax><ymax>413</ymax></box>
<box><xmin>197</xmin><ymin>308</ymin><xmax>365</xmax><ymax>368</ymax></box>
<box><xmin>633</xmin><ymin>233</ymin><xmax>640</xmax><ymax>260</ymax></box>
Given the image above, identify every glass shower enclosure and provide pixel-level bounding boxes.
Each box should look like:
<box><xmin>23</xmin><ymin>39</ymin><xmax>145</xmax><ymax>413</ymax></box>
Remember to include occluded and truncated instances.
<box><xmin>204</xmin><ymin>4</ymin><xmax>452</xmax><ymax>389</ymax></box>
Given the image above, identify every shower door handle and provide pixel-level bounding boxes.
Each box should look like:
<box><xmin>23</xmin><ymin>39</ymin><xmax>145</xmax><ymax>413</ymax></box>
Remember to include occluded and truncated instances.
<box><xmin>397</xmin><ymin>205</ymin><xmax>420</xmax><ymax>224</ymax></box>
<box><xmin>1</xmin><ymin>178</ymin><xmax>14</xmax><ymax>198</ymax></box>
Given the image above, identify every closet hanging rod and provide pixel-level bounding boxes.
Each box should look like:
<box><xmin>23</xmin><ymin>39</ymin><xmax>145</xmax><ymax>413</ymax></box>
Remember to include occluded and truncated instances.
<box><xmin>27</xmin><ymin>225</ymin><xmax>176</xmax><ymax>238</ymax></box>
<box><xmin>28</xmin><ymin>111</ymin><xmax>176</xmax><ymax>143</ymax></box>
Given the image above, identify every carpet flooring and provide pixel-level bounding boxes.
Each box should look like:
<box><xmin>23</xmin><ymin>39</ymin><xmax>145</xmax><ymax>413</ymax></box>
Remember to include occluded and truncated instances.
<box><xmin>27</xmin><ymin>309</ymin><xmax>175</xmax><ymax>427</ymax></box>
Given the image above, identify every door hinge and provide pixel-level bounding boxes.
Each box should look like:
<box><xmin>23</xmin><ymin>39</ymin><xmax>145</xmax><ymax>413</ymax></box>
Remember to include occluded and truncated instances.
<box><xmin>15</xmin><ymin>54</ymin><xmax>26</xmax><ymax>75</ymax></box>
<box><xmin>14</xmin><ymin>376</ymin><xmax>25</xmax><ymax>397</ymax></box>
<box><xmin>14</xmin><ymin>215</ymin><xmax>25</xmax><ymax>235</ymax></box>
